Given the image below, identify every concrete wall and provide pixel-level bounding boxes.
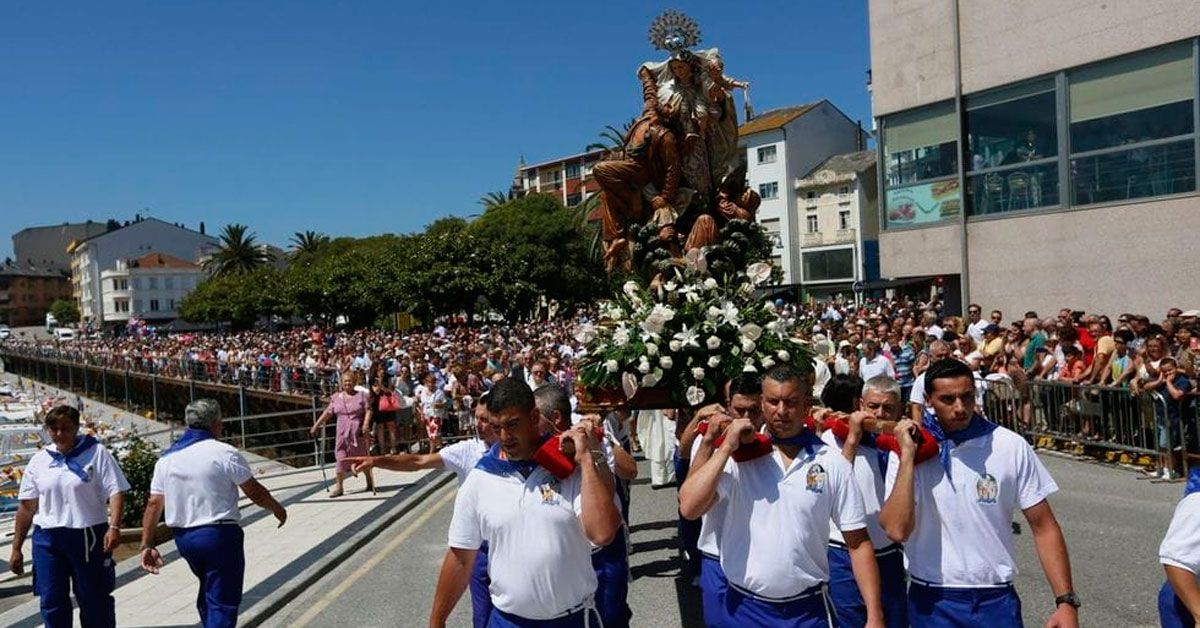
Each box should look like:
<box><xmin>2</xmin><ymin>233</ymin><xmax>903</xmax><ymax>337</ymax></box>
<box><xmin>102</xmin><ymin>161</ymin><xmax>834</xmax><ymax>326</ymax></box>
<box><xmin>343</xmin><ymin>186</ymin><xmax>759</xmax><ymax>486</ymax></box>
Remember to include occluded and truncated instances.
<box><xmin>868</xmin><ymin>0</ymin><xmax>957</xmax><ymax>117</ymax></box>
<box><xmin>966</xmin><ymin>197</ymin><xmax>1200</xmax><ymax>320</ymax></box>
<box><xmin>879</xmin><ymin>223</ymin><xmax>962</xmax><ymax>278</ymax></box>
<box><xmin>744</xmin><ymin>129</ymin><xmax>792</xmax><ymax>281</ymax></box>
<box><xmin>13</xmin><ymin>223</ymin><xmax>108</xmax><ymax>271</ymax></box>
<box><xmin>869</xmin><ymin>0</ymin><xmax>1200</xmax><ymax>117</ymax></box>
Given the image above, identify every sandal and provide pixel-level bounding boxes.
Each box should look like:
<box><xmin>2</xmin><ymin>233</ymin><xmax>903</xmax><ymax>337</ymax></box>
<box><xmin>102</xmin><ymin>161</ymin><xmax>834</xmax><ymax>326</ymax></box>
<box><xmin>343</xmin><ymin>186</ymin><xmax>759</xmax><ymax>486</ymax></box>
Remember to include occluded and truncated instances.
<box><xmin>329</xmin><ymin>487</ymin><xmax>344</xmax><ymax>498</ymax></box>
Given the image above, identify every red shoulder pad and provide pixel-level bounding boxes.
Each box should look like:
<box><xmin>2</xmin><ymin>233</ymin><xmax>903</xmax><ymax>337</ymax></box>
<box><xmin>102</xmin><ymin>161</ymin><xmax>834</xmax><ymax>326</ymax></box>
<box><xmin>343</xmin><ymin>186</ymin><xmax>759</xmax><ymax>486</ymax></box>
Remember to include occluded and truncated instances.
<box><xmin>532</xmin><ymin>437</ymin><xmax>576</xmax><ymax>480</ymax></box>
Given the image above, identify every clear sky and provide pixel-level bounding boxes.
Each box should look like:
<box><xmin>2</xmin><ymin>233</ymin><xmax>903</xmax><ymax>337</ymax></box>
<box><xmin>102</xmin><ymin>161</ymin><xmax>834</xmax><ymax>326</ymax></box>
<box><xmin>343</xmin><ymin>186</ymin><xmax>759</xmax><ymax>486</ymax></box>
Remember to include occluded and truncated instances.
<box><xmin>0</xmin><ymin>1</ymin><xmax>871</xmax><ymax>260</ymax></box>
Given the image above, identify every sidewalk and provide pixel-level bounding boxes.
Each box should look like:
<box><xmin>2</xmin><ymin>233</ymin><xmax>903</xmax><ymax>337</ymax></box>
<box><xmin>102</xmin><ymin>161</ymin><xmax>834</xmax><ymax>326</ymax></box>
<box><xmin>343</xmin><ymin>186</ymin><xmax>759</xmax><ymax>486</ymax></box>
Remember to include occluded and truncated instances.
<box><xmin>0</xmin><ymin>462</ymin><xmax>452</xmax><ymax>627</ymax></box>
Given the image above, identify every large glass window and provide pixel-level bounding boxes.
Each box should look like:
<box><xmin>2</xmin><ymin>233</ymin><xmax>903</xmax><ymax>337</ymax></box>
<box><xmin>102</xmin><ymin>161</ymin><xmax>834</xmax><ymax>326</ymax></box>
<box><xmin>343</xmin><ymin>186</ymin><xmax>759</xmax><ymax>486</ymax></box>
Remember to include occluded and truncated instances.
<box><xmin>882</xmin><ymin>102</ymin><xmax>960</xmax><ymax>227</ymax></box>
<box><xmin>965</xmin><ymin>78</ymin><xmax>1060</xmax><ymax>215</ymax></box>
<box><xmin>803</xmin><ymin>248</ymin><xmax>855</xmax><ymax>282</ymax></box>
<box><xmin>1069</xmin><ymin>42</ymin><xmax>1196</xmax><ymax>205</ymax></box>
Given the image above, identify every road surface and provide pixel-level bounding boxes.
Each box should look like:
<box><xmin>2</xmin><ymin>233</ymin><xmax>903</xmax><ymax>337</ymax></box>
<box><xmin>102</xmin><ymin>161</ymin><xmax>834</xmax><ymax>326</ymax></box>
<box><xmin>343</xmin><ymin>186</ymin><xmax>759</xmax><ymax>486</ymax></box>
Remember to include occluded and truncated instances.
<box><xmin>266</xmin><ymin>452</ymin><xmax>1182</xmax><ymax>627</ymax></box>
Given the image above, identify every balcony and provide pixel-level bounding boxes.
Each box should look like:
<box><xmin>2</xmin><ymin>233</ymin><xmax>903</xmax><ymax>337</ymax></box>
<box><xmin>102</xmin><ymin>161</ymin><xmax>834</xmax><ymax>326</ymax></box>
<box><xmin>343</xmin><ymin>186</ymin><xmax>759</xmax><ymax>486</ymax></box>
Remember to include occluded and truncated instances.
<box><xmin>803</xmin><ymin>232</ymin><xmax>823</xmax><ymax>246</ymax></box>
<box><xmin>833</xmin><ymin>228</ymin><xmax>856</xmax><ymax>243</ymax></box>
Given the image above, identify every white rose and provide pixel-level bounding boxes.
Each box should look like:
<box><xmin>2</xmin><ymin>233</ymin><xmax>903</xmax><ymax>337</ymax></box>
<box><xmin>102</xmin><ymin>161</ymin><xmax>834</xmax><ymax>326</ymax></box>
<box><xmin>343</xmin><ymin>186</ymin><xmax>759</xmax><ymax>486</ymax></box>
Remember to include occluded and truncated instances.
<box><xmin>761</xmin><ymin>357</ymin><xmax>776</xmax><ymax>369</ymax></box>
<box><xmin>740</xmin><ymin>323</ymin><xmax>763</xmax><ymax>341</ymax></box>
<box><xmin>741</xmin><ymin>339</ymin><xmax>756</xmax><ymax>354</ymax></box>
<box><xmin>605</xmin><ymin>359</ymin><xmax>619</xmax><ymax>373</ymax></box>
<box><xmin>692</xmin><ymin>367</ymin><xmax>705</xmax><ymax>380</ymax></box>
<box><xmin>703</xmin><ymin>277</ymin><xmax>718</xmax><ymax>290</ymax></box>
<box><xmin>707</xmin><ymin>355</ymin><xmax>721</xmax><ymax>368</ymax></box>
<box><xmin>574</xmin><ymin>323</ymin><xmax>598</xmax><ymax>345</ymax></box>
<box><xmin>706</xmin><ymin>336</ymin><xmax>721</xmax><ymax>350</ymax></box>
<box><xmin>706</xmin><ymin>305</ymin><xmax>722</xmax><ymax>321</ymax></box>
<box><xmin>637</xmin><ymin>358</ymin><xmax>651</xmax><ymax>374</ymax></box>
<box><xmin>640</xmin><ymin>303</ymin><xmax>676</xmax><ymax>336</ymax></box>
<box><xmin>659</xmin><ymin>356</ymin><xmax>674</xmax><ymax>369</ymax></box>
<box><xmin>777</xmin><ymin>350</ymin><xmax>790</xmax><ymax>362</ymax></box>
<box><xmin>668</xmin><ymin>340</ymin><xmax>682</xmax><ymax>353</ymax></box>
<box><xmin>645</xmin><ymin>342</ymin><xmax>659</xmax><ymax>356</ymax></box>
<box><xmin>746</xmin><ymin>262</ymin><xmax>772</xmax><ymax>285</ymax></box>
<box><xmin>612</xmin><ymin>326</ymin><xmax>630</xmax><ymax>347</ymax></box>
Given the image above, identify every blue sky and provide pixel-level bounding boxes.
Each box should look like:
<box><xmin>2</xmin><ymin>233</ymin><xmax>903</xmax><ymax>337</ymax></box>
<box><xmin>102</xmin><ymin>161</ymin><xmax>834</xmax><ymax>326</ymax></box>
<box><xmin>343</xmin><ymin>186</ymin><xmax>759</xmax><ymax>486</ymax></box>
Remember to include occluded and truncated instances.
<box><xmin>0</xmin><ymin>1</ymin><xmax>871</xmax><ymax>260</ymax></box>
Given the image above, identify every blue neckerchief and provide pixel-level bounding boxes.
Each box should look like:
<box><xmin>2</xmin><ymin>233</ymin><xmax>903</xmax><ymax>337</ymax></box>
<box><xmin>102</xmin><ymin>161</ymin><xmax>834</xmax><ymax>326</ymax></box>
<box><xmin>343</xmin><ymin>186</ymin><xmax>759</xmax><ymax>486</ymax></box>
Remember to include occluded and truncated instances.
<box><xmin>922</xmin><ymin>410</ymin><xmax>997</xmax><ymax>480</ymax></box>
<box><xmin>475</xmin><ymin>441</ymin><xmax>540</xmax><ymax>479</ymax></box>
<box><xmin>47</xmin><ymin>435</ymin><xmax>98</xmax><ymax>482</ymax></box>
<box><xmin>161</xmin><ymin>428</ymin><xmax>215</xmax><ymax>457</ymax></box>
<box><xmin>1186</xmin><ymin>467</ymin><xmax>1200</xmax><ymax>496</ymax></box>
<box><xmin>858</xmin><ymin>431</ymin><xmax>891</xmax><ymax>476</ymax></box>
<box><xmin>770</xmin><ymin>429</ymin><xmax>823</xmax><ymax>457</ymax></box>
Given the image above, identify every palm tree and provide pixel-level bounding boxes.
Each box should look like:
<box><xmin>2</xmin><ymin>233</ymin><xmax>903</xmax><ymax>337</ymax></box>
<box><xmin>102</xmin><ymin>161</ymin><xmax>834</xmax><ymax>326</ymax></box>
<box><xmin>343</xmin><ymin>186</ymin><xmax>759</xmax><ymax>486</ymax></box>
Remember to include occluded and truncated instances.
<box><xmin>289</xmin><ymin>230</ymin><xmax>330</xmax><ymax>256</ymax></box>
<box><xmin>204</xmin><ymin>224</ymin><xmax>273</xmax><ymax>276</ymax></box>
<box><xmin>478</xmin><ymin>191</ymin><xmax>509</xmax><ymax>210</ymax></box>
<box><xmin>585</xmin><ymin>119</ymin><xmax>636</xmax><ymax>154</ymax></box>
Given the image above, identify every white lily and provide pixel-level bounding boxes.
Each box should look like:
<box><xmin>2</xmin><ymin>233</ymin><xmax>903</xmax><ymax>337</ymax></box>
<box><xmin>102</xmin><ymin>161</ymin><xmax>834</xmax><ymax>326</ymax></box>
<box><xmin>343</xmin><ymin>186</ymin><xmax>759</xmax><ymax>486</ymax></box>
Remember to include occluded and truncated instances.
<box><xmin>673</xmin><ymin>324</ymin><xmax>700</xmax><ymax>349</ymax></box>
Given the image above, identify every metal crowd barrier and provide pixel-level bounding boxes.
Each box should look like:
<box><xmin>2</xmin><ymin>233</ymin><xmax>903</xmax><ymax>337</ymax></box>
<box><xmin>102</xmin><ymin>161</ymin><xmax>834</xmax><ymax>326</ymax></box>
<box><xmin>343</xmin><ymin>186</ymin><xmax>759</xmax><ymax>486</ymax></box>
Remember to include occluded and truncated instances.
<box><xmin>982</xmin><ymin>377</ymin><xmax>1183</xmax><ymax>473</ymax></box>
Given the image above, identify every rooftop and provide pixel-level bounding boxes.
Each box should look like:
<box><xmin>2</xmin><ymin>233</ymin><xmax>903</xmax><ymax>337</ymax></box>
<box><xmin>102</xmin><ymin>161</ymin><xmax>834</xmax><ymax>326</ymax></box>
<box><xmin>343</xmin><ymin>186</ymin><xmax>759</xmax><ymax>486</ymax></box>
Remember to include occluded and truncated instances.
<box><xmin>795</xmin><ymin>150</ymin><xmax>877</xmax><ymax>188</ymax></box>
<box><xmin>0</xmin><ymin>263</ymin><xmax>69</xmax><ymax>278</ymax></box>
<box><xmin>128</xmin><ymin>252</ymin><xmax>199</xmax><ymax>269</ymax></box>
<box><xmin>738</xmin><ymin>102</ymin><xmax>820</xmax><ymax>137</ymax></box>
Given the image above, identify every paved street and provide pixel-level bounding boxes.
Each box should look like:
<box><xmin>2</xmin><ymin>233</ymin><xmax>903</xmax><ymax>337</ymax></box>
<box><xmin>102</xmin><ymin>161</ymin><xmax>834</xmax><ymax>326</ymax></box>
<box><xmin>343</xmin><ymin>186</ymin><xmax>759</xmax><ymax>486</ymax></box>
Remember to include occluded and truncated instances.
<box><xmin>263</xmin><ymin>451</ymin><xmax>1185</xmax><ymax>627</ymax></box>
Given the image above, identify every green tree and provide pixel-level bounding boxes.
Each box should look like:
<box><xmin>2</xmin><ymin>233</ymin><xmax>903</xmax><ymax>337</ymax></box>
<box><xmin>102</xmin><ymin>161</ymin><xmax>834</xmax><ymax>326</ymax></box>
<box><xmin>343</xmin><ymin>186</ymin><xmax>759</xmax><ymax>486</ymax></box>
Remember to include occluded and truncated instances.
<box><xmin>585</xmin><ymin>119</ymin><xmax>635</xmax><ymax>153</ymax></box>
<box><xmin>179</xmin><ymin>268</ymin><xmax>290</xmax><ymax>329</ymax></box>
<box><xmin>288</xmin><ymin>230</ymin><xmax>330</xmax><ymax>257</ymax></box>
<box><xmin>478</xmin><ymin>191</ymin><xmax>509</xmax><ymax>210</ymax></box>
<box><xmin>48</xmin><ymin>299</ymin><xmax>80</xmax><ymax>325</ymax></box>
<box><xmin>204</xmin><ymin>224</ymin><xmax>274</xmax><ymax>276</ymax></box>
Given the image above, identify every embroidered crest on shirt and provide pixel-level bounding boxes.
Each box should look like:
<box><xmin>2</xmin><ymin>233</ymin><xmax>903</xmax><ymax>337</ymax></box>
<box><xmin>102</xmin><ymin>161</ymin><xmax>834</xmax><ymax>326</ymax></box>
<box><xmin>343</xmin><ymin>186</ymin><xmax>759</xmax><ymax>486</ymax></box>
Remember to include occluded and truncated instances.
<box><xmin>976</xmin><ymin>473</ymin><xmax>999</xmax><ymax>504</ymax></box>
<box><xmin>806</xmin><ymin>463</ymin><xmax>827</xmax><ymax>493</ymax></box>
<box><xmin>539</xmin><ymin>479</ymin><xmax>561</xmax><ymax>505</ymax></box>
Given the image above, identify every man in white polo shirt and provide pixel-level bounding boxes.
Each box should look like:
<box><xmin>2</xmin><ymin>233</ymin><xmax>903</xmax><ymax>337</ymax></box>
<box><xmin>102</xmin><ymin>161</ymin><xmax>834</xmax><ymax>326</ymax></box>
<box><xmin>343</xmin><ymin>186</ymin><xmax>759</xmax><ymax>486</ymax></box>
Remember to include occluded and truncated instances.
<box><xmin>347</xmin><ymin>399</ymin><xmax>496</xmax><ymax>628</ymax></box>
<box><xmin>880</xmin><ymin>359</ymin><xmax>1079</xmax><ymax>627</ymax></box>
<box><xmin>1157</xmin><ymin>466</ymin><xmax>1200</xmax><ymax>627</ymax></box>
<box><xmin>139</xmin><ymin>399</ymin><xmax>288</xmax><ymax>628</ymax></box>
<box><xmin>430</xmin><ymin>378</ymin><xmax>621</xmax><ymax>627</ymax></box>
<box><xmin>680</xmin><ymin>365</ymin><xmax>883</xmax><ymax>627</ymax></box>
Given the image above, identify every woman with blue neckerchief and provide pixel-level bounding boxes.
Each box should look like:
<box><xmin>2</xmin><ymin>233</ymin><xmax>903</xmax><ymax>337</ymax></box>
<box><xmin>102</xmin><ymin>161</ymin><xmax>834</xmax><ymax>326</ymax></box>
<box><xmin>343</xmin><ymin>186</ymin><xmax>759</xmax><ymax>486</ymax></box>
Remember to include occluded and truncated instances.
<box><xmin>9</xmin><ymin>404</ymin><xmax>130</xmax><ymax>628</ymax></box>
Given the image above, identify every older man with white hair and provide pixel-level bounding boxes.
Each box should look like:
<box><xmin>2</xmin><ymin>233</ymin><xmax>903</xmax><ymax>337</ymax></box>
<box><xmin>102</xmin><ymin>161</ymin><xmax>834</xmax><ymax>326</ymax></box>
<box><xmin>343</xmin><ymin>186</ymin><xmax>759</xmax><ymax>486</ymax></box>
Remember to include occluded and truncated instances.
<box><xmin>139</xmin><ymin>399</ymin><xmax>287</xmax><ymax>628</ymax></box>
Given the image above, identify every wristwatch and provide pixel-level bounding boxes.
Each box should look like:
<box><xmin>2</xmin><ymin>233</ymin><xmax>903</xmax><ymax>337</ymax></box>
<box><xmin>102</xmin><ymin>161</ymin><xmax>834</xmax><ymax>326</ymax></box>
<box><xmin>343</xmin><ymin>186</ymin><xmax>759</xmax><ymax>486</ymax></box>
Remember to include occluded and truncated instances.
<box><xmin>1054</xmin><ymin>591</ymin><xmax>1081</xmax><ymax>609</ymax></box>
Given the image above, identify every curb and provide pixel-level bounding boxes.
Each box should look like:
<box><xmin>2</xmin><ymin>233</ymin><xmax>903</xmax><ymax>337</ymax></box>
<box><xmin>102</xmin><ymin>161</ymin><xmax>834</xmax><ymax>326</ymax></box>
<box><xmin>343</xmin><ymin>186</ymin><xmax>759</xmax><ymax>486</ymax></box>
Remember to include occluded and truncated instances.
<box><xmin>240</xmin><ymin>470</ymin><xmax>456</xmax><ymax>627</ymax></box>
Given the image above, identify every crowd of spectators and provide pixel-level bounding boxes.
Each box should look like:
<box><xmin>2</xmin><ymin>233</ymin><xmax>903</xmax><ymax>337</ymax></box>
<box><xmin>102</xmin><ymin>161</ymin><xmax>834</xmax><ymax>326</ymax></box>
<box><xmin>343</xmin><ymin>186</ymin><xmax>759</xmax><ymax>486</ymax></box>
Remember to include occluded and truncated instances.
<box><xmin>2</xmin><ymin>296</ymin><xmax>1197</xmax><ymax>472</ymax></box>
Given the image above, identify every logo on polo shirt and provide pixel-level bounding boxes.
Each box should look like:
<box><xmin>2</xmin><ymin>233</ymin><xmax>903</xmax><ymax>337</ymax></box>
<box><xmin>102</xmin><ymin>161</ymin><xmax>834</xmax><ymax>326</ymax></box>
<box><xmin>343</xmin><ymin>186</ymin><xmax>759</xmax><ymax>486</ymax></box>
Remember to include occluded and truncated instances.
<box><xmin>976</xmin><ymin>473</ymin><xmax>998</xmax><ymax>504</ymax></box>
<box><xmin>539</xmin><ymin>479</ymin><xmax>561</xmax><ymax>505</ymax></box>
<box><xmin>806</xmin><ymin>463</ymin><xmax>827</xmax><ymax>494</ymax></box>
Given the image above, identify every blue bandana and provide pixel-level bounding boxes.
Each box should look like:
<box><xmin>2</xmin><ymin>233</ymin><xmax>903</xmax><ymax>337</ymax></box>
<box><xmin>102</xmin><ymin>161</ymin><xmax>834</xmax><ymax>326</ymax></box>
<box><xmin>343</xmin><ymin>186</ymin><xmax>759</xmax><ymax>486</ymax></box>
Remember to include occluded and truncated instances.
<box><xmin>769</xmin><ymin>429</ymin><xmax>824</xmax><ymax>457</ymax></box>
<box><xmin>1185</xmin><ymin>467</ymin><xmax>1200</xmax><ymax>496</ymax></box>
<box><xmin>922</xmin><ymin>410</ymin><xmax>997</xmax><ymax>480</ymax></box>
<box><xmin>47</xmin><ymin>435</ymin><xmax>99</xmax><ymax>482</ymax></box>
<box><xmin>857</xmin><ymin>431</ymin><xmax>892</xmax><ymax>475</ymax></box>
<box><xmin>475</xmin><ymin>441</ymin><xmax>540</xmax><ymax>478</ymax></box>
<box><xmin>161</xmin><ymin>428</ymin><xmax>216</xmax><ymax>457</ymax></box>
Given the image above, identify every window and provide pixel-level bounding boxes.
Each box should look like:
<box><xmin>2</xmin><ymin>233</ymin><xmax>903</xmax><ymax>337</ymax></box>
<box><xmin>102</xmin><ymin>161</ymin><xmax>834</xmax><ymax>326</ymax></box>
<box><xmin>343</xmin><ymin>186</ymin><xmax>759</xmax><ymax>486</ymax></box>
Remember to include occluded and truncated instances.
<box><xmin>168</xmin><ymin>299</ymin><xmax>176</xmax><ymax>310</ymax></box>
<box><xmin>757</xmin><ymin>145</ymin><xmax>777</xmax><ymax>164</ymax></box>
<box><xmin>112</xmin><ymin>278</ymin><xmax>128</xmax><ymax>291</ymax></box>
<box><xmin>759</xmin><ymin>181</ymin><xmax>779</xmax><ymax>199</ymax></box>
<box><xmin>882</xmin><ymin>101</ymin><xmax>961</xmax><ymax>227</ymax></box>
<box><xmin>838</xmin><ymin>209</ymin><xmax>852</xmax><ymax>230</ymax></box>
<box><xmin>964</xmin><ymin>78</ymin><xmax>1060</xmax><ymax>215</ymax></box>
<box><xmin>760</xmin><ymin>218</ymin><xmax>783</xmax><ymax>249</ymax></box>
<box><xmin>565</xmin><ymin>164</ymin><xmax>581</xmax><ymax>179</ymax></box>
<box><xmin>566</xmin><ymin>193</ymin><xmax>582</xmax><ymax>206</ymax></box>
<box><xmin>806</xmin><ymin>213</ymin><xmax>819</xmax><ymax>233</ymax></box>
<box><xmin>149</xmin><ymin>299</ymin><xmax>160</xmax><ymax>312</ymax></box>
<box><xmin>839</xmin><ymin>186</ymin><xmax>850</xmax><ymax>196</ymax></box>
<box><xmin>549</xmin><ymin>170</ymin><xmax>562</xmax><ymax>183</ymax></box>
<box><xmin>165</xmin><ymin>277</ymin><xmax>174</xmax><ymax>290</ymax></box>
<box><xmin>147</xmin><ymin>277</ymin><xmax>158</xmax><ymax>290</ymax></box>
<box><xmin>802</xmin><ymin>248</ymin><xmax>855</xmax><ymax>282</ymax></box>
<box><xmin>1068</xmin><ymin>43</ymin><xmax>1196</xmax><ymax>205</ymax></box>
<box><xmin>114</xmin><ymin>300</ymin><xmax>129</xmax><ymax>313</ymax></box>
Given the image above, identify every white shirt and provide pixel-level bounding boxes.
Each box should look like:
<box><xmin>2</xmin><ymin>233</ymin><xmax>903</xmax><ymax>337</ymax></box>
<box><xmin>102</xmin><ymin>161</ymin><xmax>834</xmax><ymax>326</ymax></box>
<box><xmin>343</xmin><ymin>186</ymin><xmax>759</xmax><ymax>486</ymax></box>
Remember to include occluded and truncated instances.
<box><xmin>692</xmin><ymin>437</ymin><xmax>729</xmax><ymax>557</ymax></box>
<box><xmin>859</xmin><ymin>355</ymin><xmax>896</xmax><ymax>382</ymax></box>
<box><xmin>811</xmin><ymin>358</ymin><xmax>831</xmax><ymax>398</ymax></box>
<box><xmin>438</xmin><ymin>437</ymin><xmax>489</xmax><ymax>485</ymax></box>
<box><xmin>715</xmin><ymin>443</ymin><xmax>866</xmax><ymax>599</ymax></box>
<box><xmin>967</xmin><ymin>321</ymin><xmax>989</xmax><ymax>344</ymax></box>
<box><xmin>448</xmin><ymin>465</ymin><xmax>597</xmax><ymax>619</ymax></box>
<box><xmin>909</xmin><ymin>373</ymin><xmax>927</xmax><ymax>408</ymax></box>
<box><xmin>19</xmin><ymin>441</ymin><xmax>129</xmax><ymax>529</ymax></box>
<box><xmin>884</xmin><ymin>426</ymin><xmax>1057</xmax><ymax>586</ymax></box>
<box><xmin>150</xmin><ymin>439</ymin><xmax>253</xmax><ymax>528</ymax></box>
<box><xmin>1160</xmin><ymin>492</ymin><xmax>1200</xmax><ymax>579</ymax></box>
<box><xmin>925</xmin><ymin>324</ymin><xmax>945</xmax><ymax>340</ymax></box>
<box><xmin>821</xmin><ymin>431</ymin><xmax>891</xmax><ymax>549</ymax></box>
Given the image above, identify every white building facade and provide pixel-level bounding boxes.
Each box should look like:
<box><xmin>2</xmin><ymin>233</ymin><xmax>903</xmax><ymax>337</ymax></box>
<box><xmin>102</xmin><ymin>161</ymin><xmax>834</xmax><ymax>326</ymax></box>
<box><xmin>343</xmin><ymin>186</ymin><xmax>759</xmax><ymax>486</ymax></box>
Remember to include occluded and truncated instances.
<box><xmin>69</xmin><ymin>218</ymin><xmax>217</xmax><ymax>324</ymax></box>
<box><xmin>740</xmin><ymin>101</ymin><xmax>869</xmax><ymax>284</ymax></box>
<box><xmin>794</xmin><ymin>151</ymin><xmax>880</xmax><ymax>300</ymax></box>
<box><xmin>100</xmin><ymin>253</ymin><xmax>205</xmax><ymax>324</ymax></box>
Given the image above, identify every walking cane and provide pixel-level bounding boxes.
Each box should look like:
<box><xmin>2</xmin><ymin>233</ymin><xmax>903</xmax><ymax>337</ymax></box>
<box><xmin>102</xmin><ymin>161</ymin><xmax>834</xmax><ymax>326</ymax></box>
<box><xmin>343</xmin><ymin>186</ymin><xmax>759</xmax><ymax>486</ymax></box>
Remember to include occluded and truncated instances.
<box><xmin>315</xmin><ymin>429</ymin><xmax>330</xmax><ymax>494</ymax></box>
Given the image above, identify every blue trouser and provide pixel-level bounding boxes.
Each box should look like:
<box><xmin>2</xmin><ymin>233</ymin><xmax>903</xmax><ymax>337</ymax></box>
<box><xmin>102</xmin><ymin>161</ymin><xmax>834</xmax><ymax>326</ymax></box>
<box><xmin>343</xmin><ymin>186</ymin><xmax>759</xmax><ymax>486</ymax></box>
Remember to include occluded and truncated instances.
<box><xmin>32</xmin><ymin>523</ymin><xmax>116</xmax><ymax>628</ymax></box>
<box><xmin>700</xmin><ymin>554</ymin><xmax>731</xmax><ymax>627</ymax></box>
<box><xmin>827</xmin><ymin>543</ymin><xmax>908</xmax><ymax>628</ymax></box>
<box><xmin>487</xmin><ymin>606</ymin><xmax>599</xmax><ymax>627</ymax></box>
<box><xmin>1160</xmin><ymin>580</ymin><xmax>1196</xmax><ymax>628</ymax></box>
<box><xmin>471</xmin><ymin>542</ymin><xmax>492</xmax><ymax>628</ymax></box>
<box><xmin>724</xmin><ymin>583</ymin><xmax>834</xmax><ymax>627</ymax></box>
<box><xmin>173</xmin><ymin>523</ymin><xmax>245</xmax><ymax>628</ymax></box>
<box><xmin>908</xmin><ymin>580</ymin><xmax>1023</xmax><ymax>627</ymax></box>
<box><xmin>674</xmin><ymin>451</ymin><xmax>702</xmax><ymax>578</ymax></box>
<box><xmin>592</xmin><ymin>528</ymin><xmax>631</xmax><ymax>628</ymax></box>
